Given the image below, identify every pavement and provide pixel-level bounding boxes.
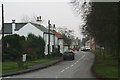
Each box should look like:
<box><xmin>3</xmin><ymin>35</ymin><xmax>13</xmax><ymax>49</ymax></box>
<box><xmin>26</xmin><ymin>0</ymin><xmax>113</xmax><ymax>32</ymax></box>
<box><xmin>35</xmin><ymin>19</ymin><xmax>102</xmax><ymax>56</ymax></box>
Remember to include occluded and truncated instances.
<box><xmin>1</xmin><ymin>51</ymin><xmax>99</xmax><ymax>79</ymax></box>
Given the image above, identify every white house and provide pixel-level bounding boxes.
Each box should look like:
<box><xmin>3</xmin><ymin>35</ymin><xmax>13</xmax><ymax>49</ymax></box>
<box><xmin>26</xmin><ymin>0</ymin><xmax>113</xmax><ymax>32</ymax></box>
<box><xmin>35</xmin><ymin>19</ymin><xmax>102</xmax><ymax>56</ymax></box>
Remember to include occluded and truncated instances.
<box><xmin>63</xmin><ymin>42</ymin><xmax>69</xmax><ymax>52</ymax></box>
<box><xmin>0</xmin><ymin>20</ymin><xmax>55</xmax><ymax>55</ymax></box>
<box><xmin>43</xmin><ymin>32</ymin><xmax>55</xmax><ymax>55</ymax></box>
<box><xmin>51</xmin><ymin>30</ymin><xmax>64</xmax><ymax>54</ymax></box>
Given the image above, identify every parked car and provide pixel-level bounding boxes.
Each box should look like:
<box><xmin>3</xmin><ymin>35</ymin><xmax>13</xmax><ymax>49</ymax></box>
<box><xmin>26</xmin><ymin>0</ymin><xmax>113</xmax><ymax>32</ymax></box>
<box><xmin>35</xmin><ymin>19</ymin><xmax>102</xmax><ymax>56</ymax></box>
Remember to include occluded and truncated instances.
<box><xmin>85</xmin><ymin>46</ymin><xmax>90</xmax><ymax>51</ymax></box>
<box><xmin>81</xmin><ymin>46</ymin><xmax>86</xmax><ymax>51</ymax></box>
<box><xmin>63</xmin><ymin>50</ymin><xmax>75</xmax><ymax>60</ymax></box>
<box><xmin>81</xmin><ymin>46</ymin><xmax>90</xmax><ymax>51</ymax></box>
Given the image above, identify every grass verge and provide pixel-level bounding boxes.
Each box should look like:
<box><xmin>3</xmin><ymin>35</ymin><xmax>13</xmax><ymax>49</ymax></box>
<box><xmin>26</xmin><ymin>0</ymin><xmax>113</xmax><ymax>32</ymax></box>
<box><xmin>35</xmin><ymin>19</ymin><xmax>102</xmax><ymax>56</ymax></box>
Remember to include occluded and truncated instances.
<box><xmin>90</xmin><ymin>49</ymin><xmax>118</xmax><ymax>80</ymax></box>
<box><xmin>2</xmin><ymin>57</ymin><xmax>61</xmax><ymax>74</ymax></box>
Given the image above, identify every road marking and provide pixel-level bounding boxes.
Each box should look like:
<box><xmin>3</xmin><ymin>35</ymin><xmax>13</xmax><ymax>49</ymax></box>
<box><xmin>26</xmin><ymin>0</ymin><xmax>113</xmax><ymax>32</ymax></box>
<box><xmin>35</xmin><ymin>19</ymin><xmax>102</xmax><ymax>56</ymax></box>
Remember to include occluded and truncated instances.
<box><xmin>56</xmin><ymin>53</ymin><xmax>86</xmax><ymax>78</ymax></box>
<box><xmin>61</xmin><ymin>70</ymin><xmax>64</xmax><ymax>72</ymax></box>
<box><xmin>65</xmin><ymin>67</ymin><xmax>69</xmax><ymax>70</ymax></box>
<box><xmin>74</xmin><ymin>63</ymin><xmax>77</xmax><ymax>65</ymax></box>
<box><xmin>78</xmin><ymin>54</ymin><xmax>86</xmax><ymax>61</ymax></box>
<box><xmin>70</xmin><ymin>64</ymin><xmax>74</xmax><ymax>67</ymax></box>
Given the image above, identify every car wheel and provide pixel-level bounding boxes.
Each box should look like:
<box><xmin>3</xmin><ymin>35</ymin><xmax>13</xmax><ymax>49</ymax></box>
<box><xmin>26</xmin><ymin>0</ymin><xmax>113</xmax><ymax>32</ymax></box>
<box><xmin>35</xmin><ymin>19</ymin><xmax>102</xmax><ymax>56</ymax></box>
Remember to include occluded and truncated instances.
<box><xmin>72</xmin><ymin>57</ymin><xmax>74</xmax><ymax>60</ymax></box>
<box><xmin>63</xmin><ymin>58</ymin><xmax>66</xmax><ymax>60</ymax></box>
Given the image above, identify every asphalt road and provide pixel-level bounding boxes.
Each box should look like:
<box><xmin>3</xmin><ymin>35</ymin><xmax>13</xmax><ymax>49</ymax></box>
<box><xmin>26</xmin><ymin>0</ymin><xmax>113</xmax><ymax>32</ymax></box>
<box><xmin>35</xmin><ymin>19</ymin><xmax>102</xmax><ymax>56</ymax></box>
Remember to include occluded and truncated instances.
<box><xmin>5</xmin><ymin>51</ymin><xmax>97</xmax><ymax>78</ymax></box>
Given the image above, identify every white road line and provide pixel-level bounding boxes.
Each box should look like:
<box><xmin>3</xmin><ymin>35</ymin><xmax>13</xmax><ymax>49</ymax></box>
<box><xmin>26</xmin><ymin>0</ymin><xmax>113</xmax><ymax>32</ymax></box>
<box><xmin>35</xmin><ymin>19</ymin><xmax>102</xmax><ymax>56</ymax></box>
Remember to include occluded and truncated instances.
<box><xmin>61</xmin><ymin>70</ymin><xmax>65</xmax><ymax>73</ymax></box>
<box><xmin>78</xmin><ymin>54</ymin><xmax>86</xmax><ymax>61</ymax></box>
<box><xmin>70</xmin><ymin>64</ymin><xmax>74</xmax><ymax>67</ymax></box>
<box><xmin>56</xmin><ymin>53</ymin><xmax>86</xmax><ymax>78</ymax></box>
<box><xmin>74</xmin><ymin>63</ymin><xmax>77</xmax><ymax>65</ymax></box>
<box><xmin>65</xmin><ymin>67</ymin><xmax>69</xmax><ymax>70</ymax></box>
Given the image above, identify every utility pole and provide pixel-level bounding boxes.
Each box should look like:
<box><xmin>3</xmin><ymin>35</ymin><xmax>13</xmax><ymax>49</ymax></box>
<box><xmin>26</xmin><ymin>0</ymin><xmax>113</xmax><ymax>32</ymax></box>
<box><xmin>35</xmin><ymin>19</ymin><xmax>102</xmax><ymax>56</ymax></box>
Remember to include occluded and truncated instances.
<box><xmin>53</xmin><ymin>24</ymin><xmax>55</xmax><ymax>53</ymax></box>
<box><xmin>2</xmin><ymin>4</ymin><xmax>4</xmax><ymax>39</ymax></box>
<box><xmin>48</xmin><ymin>20</ymin><xmax>51</xmax><ymax>57</ymax></box>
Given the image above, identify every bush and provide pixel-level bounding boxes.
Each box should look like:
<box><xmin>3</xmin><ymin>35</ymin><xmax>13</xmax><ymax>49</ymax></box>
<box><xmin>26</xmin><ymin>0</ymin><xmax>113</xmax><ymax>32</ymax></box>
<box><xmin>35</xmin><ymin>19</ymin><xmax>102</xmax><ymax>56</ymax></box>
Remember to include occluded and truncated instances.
<box><xmin>3</xmin><ymin>34</ymin><xmax>25</xmax><ymax>62</ymax></box>
<box><xmin>3</xmin><ymin>33</ymin><xmax>45</xmax><ymax>62</ymax></box>
<box><xmin>23</xmin><ymin>33</ymin><xmax>45</xmax><ymax>61</ymax></box>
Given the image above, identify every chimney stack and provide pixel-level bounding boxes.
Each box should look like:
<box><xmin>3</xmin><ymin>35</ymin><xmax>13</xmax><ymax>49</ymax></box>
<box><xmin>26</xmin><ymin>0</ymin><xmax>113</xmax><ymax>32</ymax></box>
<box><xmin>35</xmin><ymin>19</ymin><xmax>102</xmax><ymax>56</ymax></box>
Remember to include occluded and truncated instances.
<box><xmin>53</xmin><ymin>24</ymin><xmax>56</xmax><ymax>31</ymax></box>
<box><xmin>12</xmin><ymin>19</ymin><xmax>16</xmax><ymax>34</ymax></box>
<box><xmin>36</xmin><ymin>16</ymin><xmax>42</xmax><ymax>22</ymax></box>
<box><xmin>12</xmin><ymin>20</ymin><xmax>15</xmax><ymax>23</ymax></box>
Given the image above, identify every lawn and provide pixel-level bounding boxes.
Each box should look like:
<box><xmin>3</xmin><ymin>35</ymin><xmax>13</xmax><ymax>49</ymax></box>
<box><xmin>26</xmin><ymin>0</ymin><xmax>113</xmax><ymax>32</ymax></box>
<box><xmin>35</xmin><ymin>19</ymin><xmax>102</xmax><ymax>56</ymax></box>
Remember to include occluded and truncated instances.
<box><xmin>90</xmin><ymin>49</ymin><xmax>118</xmax><ymax>79</ymax></box>
<box><xmin>2</xmin><ymin>57</ymin><xmax>61</xmax><ymax>74</ymax></box>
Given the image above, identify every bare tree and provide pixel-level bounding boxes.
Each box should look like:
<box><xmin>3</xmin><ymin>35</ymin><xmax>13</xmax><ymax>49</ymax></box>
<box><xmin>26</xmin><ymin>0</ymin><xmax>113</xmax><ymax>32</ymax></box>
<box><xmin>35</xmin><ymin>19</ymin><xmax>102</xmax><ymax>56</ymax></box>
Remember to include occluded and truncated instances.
<box><xmin>70</xmin><ymin>0</ymin><xmax>92</xmax><ymax>36</ymax></box>
<box><xmin>21</xmin><ymin>15</ymin><xmax>44</xmax><ymax>23</ymax></box>
<box><xmin>21</xmin><ymin>15</ymin><xmax>30</xmax><ymax>22</ymax></box>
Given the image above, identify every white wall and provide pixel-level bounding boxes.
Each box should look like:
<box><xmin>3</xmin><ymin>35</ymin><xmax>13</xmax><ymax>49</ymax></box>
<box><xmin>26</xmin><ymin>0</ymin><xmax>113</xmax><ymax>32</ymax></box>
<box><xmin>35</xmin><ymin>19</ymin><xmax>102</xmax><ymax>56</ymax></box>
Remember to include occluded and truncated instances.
<box><xmin>58</xmin><ymin>39</ymin><xmax>64</xmax><ymax>54</ymax></box>
<box><xmin>55</xmin><ymin>36</ymin><xmax>58</xmax><ymax>47</ymax></box>
<box><xmin>15</xmin><ymin>23</ymin><xmax>43</xmax><ymax>37</ymax></box>
<box><xmin>64</xmin><ymin>46</ymin><xmax>68</xmax><ymax>52</ymax></box>
<box><xmin>44</xmin><ymin>33</ymin><xmax>55</xmax><ymax>55</ymax></box>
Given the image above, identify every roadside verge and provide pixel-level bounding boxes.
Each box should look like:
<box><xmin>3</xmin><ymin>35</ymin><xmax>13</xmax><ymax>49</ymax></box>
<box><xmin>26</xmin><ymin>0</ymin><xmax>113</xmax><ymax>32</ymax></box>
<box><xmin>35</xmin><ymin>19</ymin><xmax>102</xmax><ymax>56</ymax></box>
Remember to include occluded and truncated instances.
<box><xmin>1</xmin><ymin>58</ymin><xmax>63</xmax><ymax>77</ymax></box>
<box><xmin>90</xmin><ymin>50</ymin><xmax>118</xmax><ymax>80</ymax></box>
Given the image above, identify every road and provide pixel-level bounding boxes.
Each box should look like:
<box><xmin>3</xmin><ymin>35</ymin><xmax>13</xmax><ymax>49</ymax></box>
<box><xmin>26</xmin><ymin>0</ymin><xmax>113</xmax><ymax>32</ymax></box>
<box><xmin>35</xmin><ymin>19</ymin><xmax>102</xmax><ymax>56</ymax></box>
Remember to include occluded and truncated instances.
<box><xmin>4</xmin><ymin>51</ymin><xmax>97</xmax><ymax>78</ymax></box>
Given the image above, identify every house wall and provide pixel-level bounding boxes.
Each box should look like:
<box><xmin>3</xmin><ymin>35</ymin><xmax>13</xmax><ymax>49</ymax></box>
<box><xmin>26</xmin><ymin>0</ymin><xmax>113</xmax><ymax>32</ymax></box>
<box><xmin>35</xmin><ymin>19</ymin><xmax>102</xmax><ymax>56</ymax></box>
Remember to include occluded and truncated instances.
<box><xmin>58</xmin><ymin>39</ymin><xmax>64</xmax><ymax>54</ymax></box>
<box><xmin>14</xmin><ymin>23</ymin><xmax>52</xmax><ymax>55</ymax></box>
<box><xmin>44</xmin><ymin>33</ymin><xmax>55</xmax><ymax>55</ymax></box>
<box><xmin>64</xmin><ymin>46</ymin><xmax>68</xmax><ymax>52</ymax></box>
<box><xmin>15</xmin><ymin>23</ymin><xmax>43</xmax><ymax>37</ymax></box>
<box><xmin>55</xmin><ymin>36</ymin><xmax>58</xmax><ymax>47</ymax></box>
<box><xmin>85</xmin><ymin>42</ymin><xmax>91</xmax><ymax>47</ymax></box>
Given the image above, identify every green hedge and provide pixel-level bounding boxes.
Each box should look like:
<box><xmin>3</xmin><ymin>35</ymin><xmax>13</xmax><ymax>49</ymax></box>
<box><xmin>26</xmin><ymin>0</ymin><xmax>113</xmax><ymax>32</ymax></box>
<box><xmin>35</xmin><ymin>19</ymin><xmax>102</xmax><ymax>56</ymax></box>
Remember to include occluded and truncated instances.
<box><xmin>3</xmin><ymin>34</ymin><xmax>45</xmax><ymax>62</ymax></box>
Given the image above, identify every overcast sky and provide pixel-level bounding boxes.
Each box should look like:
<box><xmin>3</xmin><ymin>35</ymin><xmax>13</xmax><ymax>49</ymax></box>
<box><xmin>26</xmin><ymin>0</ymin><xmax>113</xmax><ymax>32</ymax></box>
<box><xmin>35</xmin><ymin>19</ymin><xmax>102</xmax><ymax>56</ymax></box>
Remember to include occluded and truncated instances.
<box><xmin>0</xmin><ymin>0</ymin><xmax>119</xmax><ymax>39</ymax></box>
<box><xmin>0</xmin><ymin>0</ymin><xmax>85</xmax><ymax>39</ymax></box>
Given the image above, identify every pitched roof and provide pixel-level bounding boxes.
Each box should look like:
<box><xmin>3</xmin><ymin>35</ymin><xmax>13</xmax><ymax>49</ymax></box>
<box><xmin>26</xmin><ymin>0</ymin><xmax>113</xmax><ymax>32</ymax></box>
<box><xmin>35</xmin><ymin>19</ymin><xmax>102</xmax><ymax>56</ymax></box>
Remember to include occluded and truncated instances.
<box><xmin>51</xmin><ymin>30</ymin><xmax>63</xmax><ymax>39</ymax></box>
<box><xmin>0</xmin><ymin>23</ymin><xmax>27</xmax><ymax>34</ymax></box>
<box><xmin>63</xmin><ymin>42</ymin><xmax>68</xmax><ymax>46</ymax></box>
<box><xmin>0</xmin><ymin>22</ymin><xmax>48</xmax><ymax>34</ymax></box>
<box><xmin>31</xmin><ymin>23</ymin><xmax>48</xmax><ymax>32</ymax></box>
<box><xmin>15</xmin><ymin>23</ymin><xmax>27</xmax><ymax>31</ymax></box>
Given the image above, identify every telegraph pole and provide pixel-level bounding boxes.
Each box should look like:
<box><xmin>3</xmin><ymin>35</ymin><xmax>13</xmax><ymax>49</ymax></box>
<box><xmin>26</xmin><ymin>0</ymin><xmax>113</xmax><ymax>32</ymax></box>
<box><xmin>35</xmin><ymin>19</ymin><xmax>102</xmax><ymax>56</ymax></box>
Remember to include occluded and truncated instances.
<box><xmin>48</xmin><ymin>20</ymin><xmax>51</xmax><ymax>57</ymax></box>
<box><xmin>2</xmin><ymin>4</ymin><xmax>4</xmax><ymax>39</ymax></box>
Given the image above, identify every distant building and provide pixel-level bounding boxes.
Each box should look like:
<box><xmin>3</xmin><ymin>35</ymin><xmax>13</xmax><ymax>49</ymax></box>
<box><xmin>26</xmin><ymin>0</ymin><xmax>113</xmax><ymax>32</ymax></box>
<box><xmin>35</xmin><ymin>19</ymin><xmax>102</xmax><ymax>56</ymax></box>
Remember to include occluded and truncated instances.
<box><xmin>63</xmin><ymin>42</ymin><xmax>69</xmax><ymax>52</ymax></box>
<box><xmin>85</xmin><ymin>38</ymin><xmax>96</xmax><ymax>50</ymax></box>
<box><xmin>69</xmin><ymin>38</ymin><xmax>80</xmax><ymax>51</ymax></box>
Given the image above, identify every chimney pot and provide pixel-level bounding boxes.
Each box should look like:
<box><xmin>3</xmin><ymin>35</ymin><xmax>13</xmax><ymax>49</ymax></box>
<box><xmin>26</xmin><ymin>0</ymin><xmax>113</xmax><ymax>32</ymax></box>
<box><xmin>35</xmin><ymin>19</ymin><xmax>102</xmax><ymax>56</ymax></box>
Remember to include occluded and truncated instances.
<box><xmin>36</xmin><ymin>16</ymin><xmax>42</xmax><ymax>22</ymax></box>
<box><xmin>12</xmin><ymin>20</ymin><xmax>15</xmax><ymax>23</ymax></box>
<box><xmin>36</xmin><ymin>17</ymin><xmax>39</xmax><ymax>21</ymax></box>
<box><xmin>39</xmin><ymin>16</ymin><xmax>41</xmax><ymax>20</ymax></box>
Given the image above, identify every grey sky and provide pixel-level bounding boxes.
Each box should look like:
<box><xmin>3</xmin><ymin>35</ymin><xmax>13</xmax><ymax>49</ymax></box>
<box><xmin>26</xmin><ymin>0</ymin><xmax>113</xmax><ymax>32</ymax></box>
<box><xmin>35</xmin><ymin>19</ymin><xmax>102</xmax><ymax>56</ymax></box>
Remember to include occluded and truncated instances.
<box><xmin>0</xmin><ymin>1</ymin><xmax>84</xmax><ymax>39</ymax></box>
<box><xmin>0</xmin><ymin>0</ymin><xmax>119</xmax><ymax>39</ymax></box>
